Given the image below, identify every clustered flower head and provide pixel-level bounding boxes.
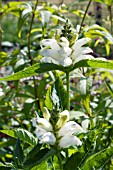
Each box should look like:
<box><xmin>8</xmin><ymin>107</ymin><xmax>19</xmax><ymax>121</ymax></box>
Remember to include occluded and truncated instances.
<box><xmin>32</xmin><ymin>107</ymin><xmax>83</xmax><ymax>148</ymax></box>
<box><xmin>40</xmin><ymin>35</ymin><xmax>93</xmax><ymax>67</ymax></box>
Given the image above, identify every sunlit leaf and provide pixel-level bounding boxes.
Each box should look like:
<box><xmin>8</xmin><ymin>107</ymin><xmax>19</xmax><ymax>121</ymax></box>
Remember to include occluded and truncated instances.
<box><xmin>81</xmin><ymin>146</ymin><xmax>113</xmax><ymax>169</ymax></box>
<box><xmin>45</xmin><ymin>86</ymin><xmax>53</xmax><ymax>111</ymax></box>
<box><xmin>0</xmin><ymin>129</ymin><xmax>37</xmax><ymax>146</ymax></box>
<box><xmin>54</xmin><ymin>71</ymin><xmax>67</xmax><ymax>110</ymax></box>
<box><xmin>73</xmin><ymin>59</ymin><xmax>113</xmax><ymax>71</ymax></box>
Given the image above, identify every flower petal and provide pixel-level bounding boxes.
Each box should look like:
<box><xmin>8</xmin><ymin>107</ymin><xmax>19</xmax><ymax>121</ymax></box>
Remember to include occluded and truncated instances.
<box><xmin>40</xmin><ymin>39</ymin><xmax>60</xmax><ymax>50</ymax></box>
<box><xmin>73</xmin><ymin>54</ymin><xmax>94</xmax><ymax>64</ymax></box>
<box><xmin>40</xmin><ymin>49</ymin><xmax>60</xmax><ymax>60</ymax></box>
<box><xmin>60</xmin><ymin>57</ymin><xmax>72</xmax><ymax>67</ymax></box>
<box><xmin>37</xmin><ymin>118</ymin><xmax>53</xmax><ymax>131</ymax></box>
<box><xmin>41</xmin><ymin>57</ymin><xmax>59</xmax><ymax>65</ymax></box>
<box><xmin>39</xmin><ymin>132</ymin><xmax>56</xmax><ymax>145</ymax></box>
<box><xmin>58</xmin><ymin>121</ymin><xmax>83</xmax><ymax>137</ymax></box>
<box><xmin>59</xmin><ymin>37</ymin><xmax>69</xmax><ymax>47</ymax></box>
<box><xmin>59</xmin><ymin>134</ymin><xmax>82</xmax><ymax>148</ymax></box>
<box><xmin>72</xmin><ymin>38</ymin><xmax>91</xmax><ymax>50</ymax></box>
<box><xmin>35</xmin><ymin>126</ymin><xmax>47</xmax><ymax>139</ymax></box>
<box><xmin>32</xmin><ymin>118</ymin><xmax>37</xmax><ymax>127</ymax></box>
<box><xmin>63</xmin><ymin>47</ymin><xmax>72</xmax><ymax>56</ymax></box>
<box><xmin>71</xmin><ymin>47</ymin><xmax>92</xmax><ymax>61</ymax></box>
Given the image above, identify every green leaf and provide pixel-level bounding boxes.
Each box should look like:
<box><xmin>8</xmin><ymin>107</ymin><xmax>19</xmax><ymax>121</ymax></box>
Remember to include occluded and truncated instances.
<box><xmin>40</xmin><ymin>10</ymin><xmax>51</xmax><ymax>27</ymax></box>
<box><xmin>73</xmin><ymin>59</ymin><xmax>113</xmax><ymax>71</ymax></box>
<box><xmin>2</xmin><ymin>2</ymin><xmax>24</xmax><ymax>17</ymax></box>
<box><xmin>53</xmin><ymin>155</ymin><xmax>61</xmax><ymax>170</ymax></box>
<box><xmin>45</xmin><ymin>86</ymin><xmax>53</xmax><ymax>111</ymax></box>
<box><xmin>0</xmin><ymin>63</ymin><xmax>40</xmax><ymax>81</ymax></box>
<box><xmin>24</xmin><ymin>148</ymin><xmax>56</xmax><ymax>167</ymax></box>
<box><xmin>83</xmin><ymin>94</ymin><xmax>91</xmax><ymax>116</ymax></box>
<box><xmin>18</xmin><ymin>3</ymin><xmax>32</xmax><ymax>37</ymax></box>
<box><xmin>27</xmin><ymin>143</ymin><xmax>41</xmax><ymax>159</ymax></box>
<box><xmin>0</xmin><ymin>129</ymin><xmax>37</xmax><ymax>146</ymax></box>
<box><xmin>105</xmin><ymin>80</ymin><xmax>113</xmax><ymax>97</ymax></box>
<box><xmin>35</xmin><ymin>63</ymin><xmax>65</xmax><ymax>73</ymax></box>
<box><xmin>31</xmin><ymin>161</ymin><xmax>48</xmax><ymax>170</ymax></box>
<box><xmin>0</xmin><ymin>52</ymin><xmax>7</xmax><ymax>65</ymax></box>
<box><xmin>0</xmin><ymin>63</ymin><xmax>65</xmax><ymax>81</ymax></box>
<box><xmin>64</xmin><ymin>152</ymin><xmax>85</xmax><ymax>170</ymax></box>
<box><xmin>54</xmin><ymin>71</ymin><xmax>67</xmax><ymax>110</ymax></box>
<box><xmin>81</xmin><ymin>145</ymin><xmax>113</xmax><ymax>169</ymax></box>
<box><xmin>14</xmin><ymin>138</ymin><xmax>24</xmax><ymax>166</ymax></box>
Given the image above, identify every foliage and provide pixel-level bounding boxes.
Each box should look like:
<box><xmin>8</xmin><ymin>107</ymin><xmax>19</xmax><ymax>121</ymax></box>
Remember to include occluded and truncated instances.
<box><xmin>0</xmin><ymin>0</ymin><xmax>113</xmax><ymax>169</ymax></box>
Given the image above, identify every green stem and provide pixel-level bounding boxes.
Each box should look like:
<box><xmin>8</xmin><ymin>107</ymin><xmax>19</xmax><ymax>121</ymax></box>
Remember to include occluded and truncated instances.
<box><xmin>66</xmin><ymin>72</ymin><xmax>70</xmax><ymax>111</ymax></box>
<box><xmin>0</xmin><ymin>0</ymin><xmax>2</xmax><ymax>52</ymax></box>
<box><xmin>108</xmin><ymin>5</ymin><xmax>112</xmax><ymax>35</ymax></box>
<box><xmin>27</xmin><ymin>0</ymin><xmax>40</xmax><ymax>109</ymax></box>
<box><xmin>79</xmin><ymin>0</ymin><xmax>93</xmax><ymax>34</ymax></box>
<box><xmin>28</xmin><ymin>0</ymin><xmax>39</xmax><ymax>62</ymax></box>
<box><xmin>57</xmin><ymin>152</ymin><xmax>63</xmax><ymax>170</ymax></box>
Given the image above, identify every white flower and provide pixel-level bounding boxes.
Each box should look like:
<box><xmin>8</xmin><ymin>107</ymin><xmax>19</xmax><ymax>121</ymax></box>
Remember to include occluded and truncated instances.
<box><xmin>58</xmin><ymin>134</ymin><xmax>82</xmax><ymax>148</ymax></box>
<box><xmin>58</xmin><ymin>121</ymin><xmax>83</xmax><ymax>137</ymax></box>
<box><xmin>40</xmin><ymin>37</ymin><xmax>93</xmax><ymax>67</ymax></box>
<box><xmin>40</xmin><ymin>37</ymin><xmax>72</xmax><ymax>67</ymax></box>
<box><xmin>39</xmin><ymin>132</ymin><xmax>56</xmax><ymax>145</ymax></box>
<box><xmin>32</xmin><ymin>109</ymin><xmax>83</xmax><ymax>148</ymax></box>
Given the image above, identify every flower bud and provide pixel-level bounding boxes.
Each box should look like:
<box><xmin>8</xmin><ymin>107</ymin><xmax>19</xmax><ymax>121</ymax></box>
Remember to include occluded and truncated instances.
<box><xmin>56</xmin><ymin>110</ymin><xmax>69</xmax><ymax>129</ymax></box>
<box><xmin>42</xmin><ymin>107</ymin><xmax>50</xmax><ymax>121</ymax></box>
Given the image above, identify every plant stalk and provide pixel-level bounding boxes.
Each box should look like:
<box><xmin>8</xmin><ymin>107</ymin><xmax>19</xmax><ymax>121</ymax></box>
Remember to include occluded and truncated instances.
<box><xmin>27</xmin><ymin>0</ymin><xmax>40</xmax><ymax>109</ymax></box>
<box><xmin>57</xmin><ymin>152</ymin><xmax>63</xmax><ymax>170</ymax></box>
<box><xmin>0</xmin><ymin>0</ymin><xmax>2</xmax><ymax>52</ymax></box>
<box><xmin>66</xmin><ymin>72</ymin><xmax>70</xmax><ymax>111</ymax></box>
<box><xmin>108</xmin><ymin>5</ymin><xmax>112</xmax><ymax>35</ymax></box>
<box><xmin>79</xmin><ymin>0</ymin><xmax>93</xmax><ymax>34</ymax></box>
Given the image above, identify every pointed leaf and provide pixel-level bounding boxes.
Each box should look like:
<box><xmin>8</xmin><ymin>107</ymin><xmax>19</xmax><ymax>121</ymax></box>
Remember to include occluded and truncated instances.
<box><xmin>18</xmin><ymin>3</ymin><xmax>32</xmax><ymax>37</ymax></box>
<box><xmin>72</xmin><ymin>59</ymin><xmax>113</xmax><ymax>71</ymax></box>
<box><xmin>35</xmin><ymin>63</ymin><xmax>65</xmax><ymax>73</ymax></box>
<box><xmin>0</xmin><ymin>63</ymin><xmax>65</xmax><ymax>81</ymax></box>
<box><xmin>105</xmin><ymin>80</ymin><xmax>113</xmax><ymax>97</ymax></box>
<box><xmin>45</xmin><ymin>86</ymin><xmax>53</xmax><ymax>111</ymax></box>
<box><xmin>64</xmin><ymin>152</ymin><xmax>85</xmax><ymax>170</ymax></box>
<box><xmin>81</xmin><ymin>146</ymin><xmax>113</xmax><ymax>170</ymax></box>
<box><xmin>0</xmin><ymin>63</ymin><xmax>40</xmax><ymax>81</ymax></box>
<box><xmin>14</xmin><ymin>138</ymin><xmax>24</xmax><ymax>166</ymax></box>
<box><xmin>24</xmin><ymin>148</ymin><xmax>56</xmax><ymax>167</ymax></box>
<box><xmin>0</xmin><ymin>129</ymin><xmax>37</xmax><ymax>146</ymax></box>
<box><xmin>27</xmin><ymin>144</ymin><xmax>41</xmax><ymax>159</ymax></box>
<box><xmin>54</xmin><ymin>71</ymin><xmax>67</xmax><ymax>110</ymax></box>
<box><xmin>31</xmin><ymin>161</ymin><xmax>48</xmax><ymax>170</ymax></box>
